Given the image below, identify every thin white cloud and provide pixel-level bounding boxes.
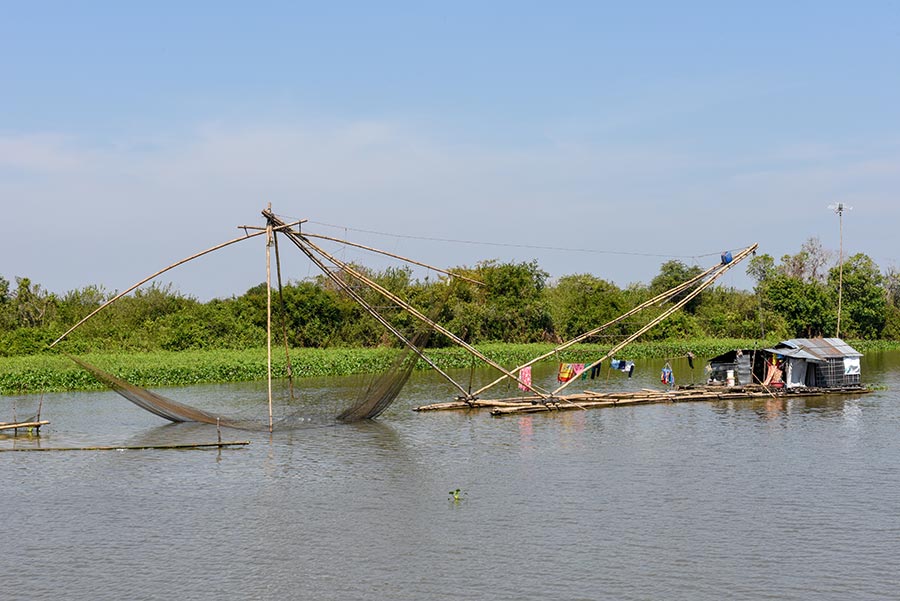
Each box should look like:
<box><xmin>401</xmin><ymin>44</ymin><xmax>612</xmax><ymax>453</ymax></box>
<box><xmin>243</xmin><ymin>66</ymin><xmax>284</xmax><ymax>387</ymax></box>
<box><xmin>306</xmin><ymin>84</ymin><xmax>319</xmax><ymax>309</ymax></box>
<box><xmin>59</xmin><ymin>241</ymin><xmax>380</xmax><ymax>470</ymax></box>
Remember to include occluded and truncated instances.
<box><xmin>1</xmin><ymin>121</ymin><xmax>897</xmax><ymax>299</ymax></box>
<box><xmin>0</xmin><ymin>133</ymin><xmax>87</xmax><ymax>172</ymax></box>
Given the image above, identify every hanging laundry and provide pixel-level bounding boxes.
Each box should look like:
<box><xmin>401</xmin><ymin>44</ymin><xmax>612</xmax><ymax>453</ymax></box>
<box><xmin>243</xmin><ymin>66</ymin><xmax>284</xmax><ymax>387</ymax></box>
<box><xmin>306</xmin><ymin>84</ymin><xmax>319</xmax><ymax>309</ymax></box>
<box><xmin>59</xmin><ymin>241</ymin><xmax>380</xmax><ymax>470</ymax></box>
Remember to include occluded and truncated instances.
<box><xmin>661</xmin><ymin>363</ymin><xmax>674</xmax><ymax>386</ymax></box>
<box><xmin>610</xmin><ymin>359</ymin><xmax>634</xmax><ymax>377</ymax></box>
<box><xmin>557</xmin><ymin>363</ymin><xmax>577</xmax><ymax>383</ymax></box>
<box><xmin>573</xmin><ymin>363</ymin><xmax>585</xmax><ymax>377</ymax></box>
<box><xmin>619</xmin><ymin>360</ymin><xmax>634</xmax><ymax>374</ymax></box>
<box><xmin>590</xmin><ymin>363</ymin><xmax>602</xmax><ymax>379</ymax></box>
<box><xmin>517</xmin><ymin>366</ymin><xmax>532</xmax><ymax>392</ymax></box>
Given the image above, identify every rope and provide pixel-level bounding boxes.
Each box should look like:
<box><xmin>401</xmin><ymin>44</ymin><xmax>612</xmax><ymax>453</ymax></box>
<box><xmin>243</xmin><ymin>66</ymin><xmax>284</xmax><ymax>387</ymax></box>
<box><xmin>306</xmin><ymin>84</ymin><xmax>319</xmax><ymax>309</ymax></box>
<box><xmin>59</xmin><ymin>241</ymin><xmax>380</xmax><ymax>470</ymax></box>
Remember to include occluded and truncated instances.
<box><xmin>300</xmin><ymin>218</ymin><xmax>747</xmax><ymax>261</ymax></box>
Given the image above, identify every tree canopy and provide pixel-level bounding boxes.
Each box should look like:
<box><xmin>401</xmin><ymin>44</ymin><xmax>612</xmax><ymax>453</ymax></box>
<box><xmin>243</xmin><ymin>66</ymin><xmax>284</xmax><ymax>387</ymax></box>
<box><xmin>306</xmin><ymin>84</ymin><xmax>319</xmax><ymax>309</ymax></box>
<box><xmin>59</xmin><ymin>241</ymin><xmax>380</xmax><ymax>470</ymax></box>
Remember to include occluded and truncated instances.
<box><xmin>1</xmin><ymin>238</ymin><xmax>897</xmax><ymax>357</ymax></box>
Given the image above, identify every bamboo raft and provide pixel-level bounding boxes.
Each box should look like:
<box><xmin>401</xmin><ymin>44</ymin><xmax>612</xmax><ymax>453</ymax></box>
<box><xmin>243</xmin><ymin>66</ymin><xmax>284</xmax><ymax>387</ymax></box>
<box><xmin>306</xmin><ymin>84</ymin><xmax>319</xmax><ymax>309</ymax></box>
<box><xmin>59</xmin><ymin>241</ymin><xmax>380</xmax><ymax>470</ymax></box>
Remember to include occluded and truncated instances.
<box><xmin>414</xmin><ymin>385</ymin><xmax>872</xmax><ymax>417</ymax></box>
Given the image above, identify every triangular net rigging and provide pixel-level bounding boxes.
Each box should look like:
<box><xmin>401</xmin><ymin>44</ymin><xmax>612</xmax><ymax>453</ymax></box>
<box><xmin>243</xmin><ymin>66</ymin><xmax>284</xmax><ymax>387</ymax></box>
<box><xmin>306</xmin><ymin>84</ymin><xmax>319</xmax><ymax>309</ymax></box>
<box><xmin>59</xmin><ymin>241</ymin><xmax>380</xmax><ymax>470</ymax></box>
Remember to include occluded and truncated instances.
<box><xmin>56</xmin><ymin>210</ymin><xmax>460</xmax><ymax>429</ymax></box>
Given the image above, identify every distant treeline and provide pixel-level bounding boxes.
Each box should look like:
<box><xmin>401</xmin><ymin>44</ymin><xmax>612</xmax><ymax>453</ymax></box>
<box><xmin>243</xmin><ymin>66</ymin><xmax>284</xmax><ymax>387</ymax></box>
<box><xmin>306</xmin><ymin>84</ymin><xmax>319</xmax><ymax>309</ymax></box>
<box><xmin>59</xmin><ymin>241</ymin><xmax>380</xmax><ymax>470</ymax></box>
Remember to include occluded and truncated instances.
<box><xmin>2</xmin><ymin>237</ymin><xmax>898</xmax><ymax>357</ymax></box>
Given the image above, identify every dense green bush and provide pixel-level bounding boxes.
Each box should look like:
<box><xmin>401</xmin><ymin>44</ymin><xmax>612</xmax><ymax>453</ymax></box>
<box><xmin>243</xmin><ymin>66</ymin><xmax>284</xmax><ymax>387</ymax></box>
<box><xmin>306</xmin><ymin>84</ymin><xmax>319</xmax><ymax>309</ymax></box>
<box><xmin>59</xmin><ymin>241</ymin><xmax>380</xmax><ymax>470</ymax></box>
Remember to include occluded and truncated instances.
<box><xmin>2</xmin><ymin>238</ymin><xmax>900</xmax><ymax>365</ymax></box>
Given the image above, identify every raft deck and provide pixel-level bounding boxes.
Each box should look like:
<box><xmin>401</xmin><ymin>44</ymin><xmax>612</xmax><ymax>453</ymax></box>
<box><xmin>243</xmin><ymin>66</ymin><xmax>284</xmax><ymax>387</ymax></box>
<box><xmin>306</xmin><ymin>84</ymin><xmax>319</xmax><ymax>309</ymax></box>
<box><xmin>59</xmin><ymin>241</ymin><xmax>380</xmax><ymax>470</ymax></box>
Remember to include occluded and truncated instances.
<box><xmin>414</xmin><ymin>385</ymin><xmax>871</xmax><ymax>417</ymax></box>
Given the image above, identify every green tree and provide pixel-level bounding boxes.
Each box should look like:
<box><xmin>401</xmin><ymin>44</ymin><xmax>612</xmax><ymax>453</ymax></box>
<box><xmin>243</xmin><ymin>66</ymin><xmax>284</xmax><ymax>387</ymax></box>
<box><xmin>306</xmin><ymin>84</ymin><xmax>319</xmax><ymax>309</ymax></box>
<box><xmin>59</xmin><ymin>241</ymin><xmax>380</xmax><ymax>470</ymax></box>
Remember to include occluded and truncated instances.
<box><xmin>650</xmin><ymin>260</ymin><xmax>704</xmax><ymax>313</ymax></box>
<box><xmin>0</xmin><ymin>276</ymin><xmax>14</xmax><ymax>332</ymax></box>
<box><xmin>830</xmin><ymin>253</ymin><xmax>886</xmax><ymax>339</ymax></box>
<box><xmin>764</xmin><ymin>275</ymin><xmax>834</xmax><ymax>338</ymax></box>
<box><xmin>547</xmin><ymin>274</ymin><xmax>625</xmax><ymax>341</ymax></box>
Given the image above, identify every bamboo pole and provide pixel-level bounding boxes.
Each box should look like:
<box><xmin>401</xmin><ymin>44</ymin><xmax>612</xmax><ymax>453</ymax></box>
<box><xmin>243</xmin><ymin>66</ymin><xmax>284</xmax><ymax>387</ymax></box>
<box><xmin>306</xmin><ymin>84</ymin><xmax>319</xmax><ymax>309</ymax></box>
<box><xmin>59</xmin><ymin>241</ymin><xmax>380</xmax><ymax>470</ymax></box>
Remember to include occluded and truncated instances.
<box><xmin>273</xmin><ymin>232</ymin><xmax>295</xmax><ymax>400</ymax></box>
<box><xmin>0</xmin><ymin>420</ymin><xmax>49</xmax><ymax>431</ymax></box>
<box><xmin>50</xmin><ymin>219</ymin><xmax>308</xmax><ymax>349</ymax></box>
<box><xmin>300</xmin><ymin>232</ymin><xmax>484</xmax><ymax>286</ymax></box>
<box><xmin>49</xmin><ymin>229</ymin><xmax>270</xmax><ymax>348</ymax></box>
<box><xmin>0</xmin><ymin>441</ymin><xmax>250</xmax><ymax>452</ymax></box>
<box><xmin>266</xmin><ymin>219</ymin><xmax>274</xmax><ymax>433</ymax></box>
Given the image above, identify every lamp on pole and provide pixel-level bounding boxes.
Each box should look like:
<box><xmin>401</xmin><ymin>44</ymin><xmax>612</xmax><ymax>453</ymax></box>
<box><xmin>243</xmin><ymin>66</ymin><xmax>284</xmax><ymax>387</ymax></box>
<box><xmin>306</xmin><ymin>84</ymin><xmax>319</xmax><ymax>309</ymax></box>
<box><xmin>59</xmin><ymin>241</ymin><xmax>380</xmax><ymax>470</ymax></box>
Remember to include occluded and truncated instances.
<box><xmin>829</xmin><ymin>203</ymin><xmax>852</xmax><ymax>338</ymax></box>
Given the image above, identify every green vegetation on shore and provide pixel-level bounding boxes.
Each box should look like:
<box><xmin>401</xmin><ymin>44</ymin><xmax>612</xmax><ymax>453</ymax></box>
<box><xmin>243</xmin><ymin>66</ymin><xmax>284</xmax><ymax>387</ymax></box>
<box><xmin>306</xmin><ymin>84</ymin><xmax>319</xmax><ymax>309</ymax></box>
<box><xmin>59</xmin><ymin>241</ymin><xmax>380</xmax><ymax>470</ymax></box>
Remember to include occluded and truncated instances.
<box><xmin>3</xmin><ymin>236</ymin><xmax>900</xmax><ymax>395</ymax></box>
<box><xmin>4</xmin><ymin>339</ymin><xmax>900</xmax><ymax>395</ymax></box>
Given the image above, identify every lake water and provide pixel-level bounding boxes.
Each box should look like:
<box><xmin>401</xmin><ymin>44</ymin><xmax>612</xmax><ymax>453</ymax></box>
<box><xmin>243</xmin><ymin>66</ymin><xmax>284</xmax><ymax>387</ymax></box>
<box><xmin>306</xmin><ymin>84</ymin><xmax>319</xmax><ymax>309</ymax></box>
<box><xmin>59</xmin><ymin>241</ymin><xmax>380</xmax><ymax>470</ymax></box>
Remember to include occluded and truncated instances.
<box><xmin>2</xmin><ymin>352</ymin><xmax>900</xmax><ymax>601</ymax></box>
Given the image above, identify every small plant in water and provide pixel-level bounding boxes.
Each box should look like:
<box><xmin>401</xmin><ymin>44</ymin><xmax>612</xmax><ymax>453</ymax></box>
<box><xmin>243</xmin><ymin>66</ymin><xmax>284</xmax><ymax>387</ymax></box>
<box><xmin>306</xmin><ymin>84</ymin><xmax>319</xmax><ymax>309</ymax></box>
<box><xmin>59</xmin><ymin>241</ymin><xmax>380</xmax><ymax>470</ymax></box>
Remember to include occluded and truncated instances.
<box><xmin>449</xmin><ymin>488</ymin><xmax>464</xmax><ymax>502</ymax></box>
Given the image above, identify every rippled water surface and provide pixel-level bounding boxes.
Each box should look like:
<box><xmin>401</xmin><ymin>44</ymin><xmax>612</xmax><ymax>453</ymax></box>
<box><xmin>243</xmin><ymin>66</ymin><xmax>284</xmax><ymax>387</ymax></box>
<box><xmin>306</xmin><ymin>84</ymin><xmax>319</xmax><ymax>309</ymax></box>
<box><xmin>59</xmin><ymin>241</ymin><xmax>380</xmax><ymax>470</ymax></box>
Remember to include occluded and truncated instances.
<box><xmin>3</xmin><ymin>353</ymin><xmax>900</xmax><ymax>600</ymax></box>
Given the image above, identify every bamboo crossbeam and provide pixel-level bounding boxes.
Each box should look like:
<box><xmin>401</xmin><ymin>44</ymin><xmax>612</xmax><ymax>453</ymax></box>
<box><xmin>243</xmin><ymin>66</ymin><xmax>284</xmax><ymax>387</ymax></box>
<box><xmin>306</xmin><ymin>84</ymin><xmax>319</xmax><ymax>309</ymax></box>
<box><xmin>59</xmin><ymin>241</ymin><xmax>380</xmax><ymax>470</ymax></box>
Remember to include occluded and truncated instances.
<box><xmin>0</xmin><ymin>441</ymin><xmax>250</xmax><ymax>452</ymax></box>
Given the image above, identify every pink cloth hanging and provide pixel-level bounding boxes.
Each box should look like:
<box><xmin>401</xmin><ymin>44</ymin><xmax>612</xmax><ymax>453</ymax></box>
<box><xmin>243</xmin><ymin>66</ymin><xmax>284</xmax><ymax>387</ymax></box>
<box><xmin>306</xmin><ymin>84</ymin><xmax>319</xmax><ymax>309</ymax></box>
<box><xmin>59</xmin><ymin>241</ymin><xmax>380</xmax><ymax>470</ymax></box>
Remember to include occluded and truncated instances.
<box><xmin>518</xmin><ymin>366</ymin><xmax>532</xmax><ymax>391</ymax></box>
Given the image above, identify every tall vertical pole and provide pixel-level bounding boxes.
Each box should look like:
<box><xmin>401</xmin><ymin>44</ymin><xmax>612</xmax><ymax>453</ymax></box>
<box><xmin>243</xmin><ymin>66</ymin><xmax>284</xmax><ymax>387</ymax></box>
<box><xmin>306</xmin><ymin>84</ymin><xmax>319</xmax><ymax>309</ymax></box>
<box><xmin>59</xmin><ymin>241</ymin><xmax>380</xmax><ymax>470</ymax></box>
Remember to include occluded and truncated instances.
<box><xmin>266</xmin><ymin>211</ymin><xmax>274</xmax><ymax>433</ymax></box>
<box><xmin>836</xmin><ymin>203</ymin><xmax>844</xmax><ymax>339</ymax></box>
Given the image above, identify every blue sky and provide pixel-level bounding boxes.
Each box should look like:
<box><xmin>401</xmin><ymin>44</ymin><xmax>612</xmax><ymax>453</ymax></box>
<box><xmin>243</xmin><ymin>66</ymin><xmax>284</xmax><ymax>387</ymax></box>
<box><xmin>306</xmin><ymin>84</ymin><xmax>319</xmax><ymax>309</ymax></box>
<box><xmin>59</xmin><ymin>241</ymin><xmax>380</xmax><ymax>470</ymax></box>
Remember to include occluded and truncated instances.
<box><xmin>2</xmin><ymin>1</ymin><xmax>898</xmax><ymax>299</ymax></box>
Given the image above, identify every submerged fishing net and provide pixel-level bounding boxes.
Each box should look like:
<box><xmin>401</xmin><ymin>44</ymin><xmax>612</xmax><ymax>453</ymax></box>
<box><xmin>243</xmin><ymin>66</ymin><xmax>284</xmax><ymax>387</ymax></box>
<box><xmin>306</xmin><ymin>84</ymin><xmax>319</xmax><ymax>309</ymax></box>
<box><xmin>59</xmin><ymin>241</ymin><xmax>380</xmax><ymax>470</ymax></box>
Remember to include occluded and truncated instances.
<box><xmin>336</xmin><ymin>332</ymin><xmax>430</xmax><ymax>422</ymax></box>
<box><xmin>66</xmin><ymin>354</ymin><xmax>260</xmax><ymax>429</ymax></box>
<box><xmin>65</xmin><ymin>333</ymin><xmax>429</xmax><ymax>429</ymax></box>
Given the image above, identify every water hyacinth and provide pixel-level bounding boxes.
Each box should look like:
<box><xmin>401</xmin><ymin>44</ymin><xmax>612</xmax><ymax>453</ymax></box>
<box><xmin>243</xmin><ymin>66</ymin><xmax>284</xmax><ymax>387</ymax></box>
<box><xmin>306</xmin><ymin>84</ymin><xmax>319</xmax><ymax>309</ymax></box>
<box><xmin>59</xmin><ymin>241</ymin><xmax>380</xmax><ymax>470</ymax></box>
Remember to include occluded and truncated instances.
<box><xmin>1</xmin><ymin>338</ymin><xmax>890</xmax><ymax>395</ymax></box>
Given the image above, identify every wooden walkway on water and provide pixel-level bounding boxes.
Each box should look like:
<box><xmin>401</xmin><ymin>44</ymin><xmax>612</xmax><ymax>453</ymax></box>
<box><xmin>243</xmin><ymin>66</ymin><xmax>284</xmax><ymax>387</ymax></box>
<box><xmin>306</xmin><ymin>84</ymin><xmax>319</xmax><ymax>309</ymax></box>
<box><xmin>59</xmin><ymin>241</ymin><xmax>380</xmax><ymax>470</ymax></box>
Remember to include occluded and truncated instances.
<box><xmin>414</xmin><ymin>385</ymin><xmax>872</xmax><ymax>417</ymax></box>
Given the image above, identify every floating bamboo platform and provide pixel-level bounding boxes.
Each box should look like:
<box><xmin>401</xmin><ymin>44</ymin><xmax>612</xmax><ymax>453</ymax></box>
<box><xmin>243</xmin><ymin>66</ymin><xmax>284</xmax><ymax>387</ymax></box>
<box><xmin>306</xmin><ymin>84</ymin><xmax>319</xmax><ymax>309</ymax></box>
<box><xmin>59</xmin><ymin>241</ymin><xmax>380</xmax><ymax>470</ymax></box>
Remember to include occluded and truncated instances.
<box><xmin>0</xmin><ymin>420</ymin><xmax>49</xmax><ymax>433</ymax></box>
<box><xmin>414</xmin><ymin>385</ymin><xmax>872</xmax><ymax>417</ymax></box>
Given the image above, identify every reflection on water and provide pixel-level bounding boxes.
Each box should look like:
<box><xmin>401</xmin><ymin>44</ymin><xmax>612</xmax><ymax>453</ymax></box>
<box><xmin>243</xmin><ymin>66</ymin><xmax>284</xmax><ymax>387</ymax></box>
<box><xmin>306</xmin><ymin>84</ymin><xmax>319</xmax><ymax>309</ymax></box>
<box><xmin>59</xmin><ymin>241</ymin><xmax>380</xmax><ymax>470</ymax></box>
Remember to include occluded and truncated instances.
<box><xmin>2</xmin><ymin>352</ymin><xmax>900</xmax><ymax>600</ymax></box>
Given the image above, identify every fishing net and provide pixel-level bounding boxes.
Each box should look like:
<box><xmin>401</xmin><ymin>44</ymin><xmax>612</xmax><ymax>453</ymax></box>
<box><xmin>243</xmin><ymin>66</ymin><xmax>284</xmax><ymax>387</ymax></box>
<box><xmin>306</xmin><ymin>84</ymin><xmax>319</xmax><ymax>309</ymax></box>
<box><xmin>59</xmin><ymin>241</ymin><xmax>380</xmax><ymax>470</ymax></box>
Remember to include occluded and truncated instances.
<box><xmin>65</xmin><ymin>331</ymin><xmax>430</xmax><ymax>429</ymax></box>
<box><xmin>66</xmin><ymin>354</ymin><xmax>259</xmax><ymax>429</ymax></box>
<box><xmin>336</xmin><ymin>331</ymin><xmax>430</xmax><ymax>422</ymax></box>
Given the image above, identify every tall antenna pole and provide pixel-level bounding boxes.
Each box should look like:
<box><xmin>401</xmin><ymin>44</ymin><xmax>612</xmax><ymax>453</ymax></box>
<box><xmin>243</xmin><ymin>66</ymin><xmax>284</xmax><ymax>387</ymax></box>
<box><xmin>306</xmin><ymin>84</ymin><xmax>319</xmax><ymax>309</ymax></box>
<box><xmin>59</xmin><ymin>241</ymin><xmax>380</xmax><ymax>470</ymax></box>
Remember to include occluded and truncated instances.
<box><xmin>837</xmin><ymin>203</ymin><xmax>843</xmax><ymax>338</ymax></box>
<box><xmin>265</xmin><ymin>205</ymin><xmax>274</xmax><ymax>433</ymax></box>
<box><xmin>829</xmin><ymin>202</ymin><xmax>851</xmax><ymax>339</ymax></box>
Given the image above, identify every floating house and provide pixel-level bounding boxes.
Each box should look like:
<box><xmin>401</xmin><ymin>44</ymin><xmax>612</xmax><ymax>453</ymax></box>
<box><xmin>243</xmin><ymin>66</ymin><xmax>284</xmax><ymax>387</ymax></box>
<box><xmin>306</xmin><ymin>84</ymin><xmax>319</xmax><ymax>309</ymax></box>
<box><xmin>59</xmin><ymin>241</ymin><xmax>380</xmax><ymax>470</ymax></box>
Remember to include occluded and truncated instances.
<box><xmin>707</xmin><ymin>338</ymin><xmax>863</xmax><ymax>389</ymax></box>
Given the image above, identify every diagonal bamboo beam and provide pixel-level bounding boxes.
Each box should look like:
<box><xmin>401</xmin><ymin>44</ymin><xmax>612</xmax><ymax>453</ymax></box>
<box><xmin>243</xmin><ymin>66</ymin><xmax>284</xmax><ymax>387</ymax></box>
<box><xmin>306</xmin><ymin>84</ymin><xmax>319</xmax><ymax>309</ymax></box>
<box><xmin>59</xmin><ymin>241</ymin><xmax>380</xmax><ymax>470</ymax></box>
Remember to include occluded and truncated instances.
<box><xmin>551</xmin><ymin>243</ymin><xmax>758</xmax><ymax>396</ymax></box>
<box><xmin>264</xmin><ymin>210</ymin><xmax>552</xmax><ymax>400</ymax></box>
<box><xmin>265</xmin><ymin>215</ymin><xmax>474</xmax><ymax>398</ymax></box>
<box><xmin>469</xmin><ymin>261</ymin><xmax>721</xmax><ymax>399</ymax></box>
<box><xmin>49</xmin><ymin>229</ymin><xmax>273</xmax><ymax>348</ymax></box>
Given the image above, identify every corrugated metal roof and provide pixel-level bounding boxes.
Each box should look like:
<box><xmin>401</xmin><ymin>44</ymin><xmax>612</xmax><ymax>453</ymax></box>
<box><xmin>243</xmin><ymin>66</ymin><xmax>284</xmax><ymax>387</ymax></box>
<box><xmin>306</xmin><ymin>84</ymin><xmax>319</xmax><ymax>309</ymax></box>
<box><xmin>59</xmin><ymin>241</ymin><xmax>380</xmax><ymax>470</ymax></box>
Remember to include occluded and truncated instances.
<box><xmin>771</xmin><ymin>338</ymin><xmax>862</xmax><ymax>360</ymax></box>
<box><xmin>764</xmin><ymin>346</ymin><xmax>826</xmax><ymax>363</ymax></box>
